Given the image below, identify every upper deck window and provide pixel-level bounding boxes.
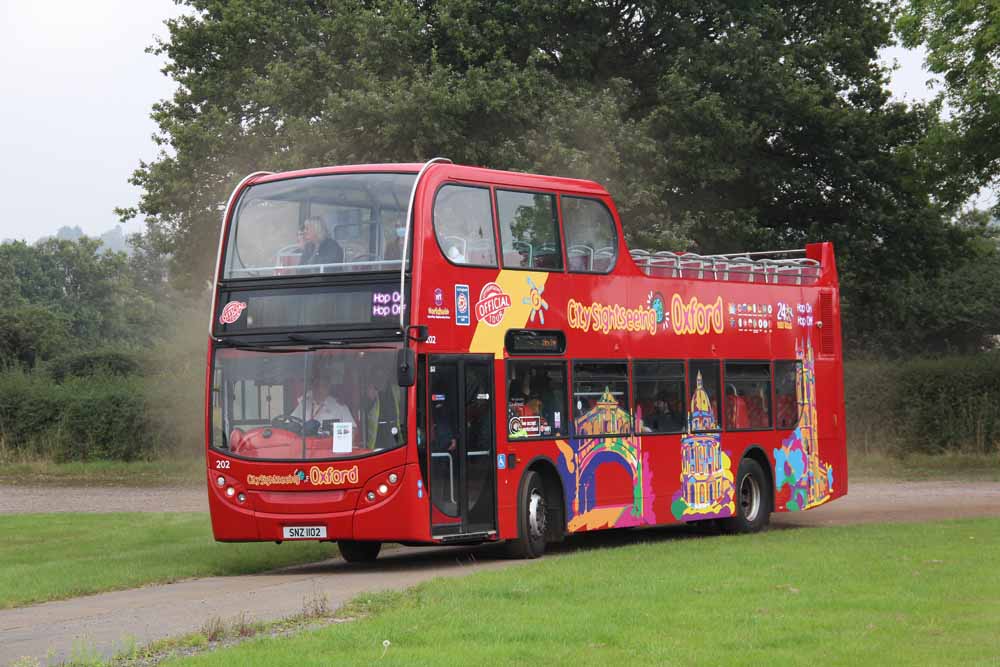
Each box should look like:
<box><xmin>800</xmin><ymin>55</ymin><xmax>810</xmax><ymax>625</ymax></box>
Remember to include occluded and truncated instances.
<box><xmin>497</xmin><ymin>190</ymin><xmax>563</xmax><ymax>270</ymax></box>
<box><xmin>432</xmin><ymin>184</ymin><xmax>498</xmax><ymax>266</ymax></box>
<box><xmin>562</xmin><ymin>196</ymin><xmax>618</xmax><ymax>273</ymax></box>
<box><xmin>223</xmin><ymin>173</ymin><xmax>416</xmax><ymax>280</ymax></box>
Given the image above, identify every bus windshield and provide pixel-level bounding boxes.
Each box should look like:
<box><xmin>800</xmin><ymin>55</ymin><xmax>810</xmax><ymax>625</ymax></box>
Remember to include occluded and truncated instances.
<box><xmin>211</xmin><ymin>347</ymin><xmax>405</xmax><ymax>461</ymax></box>
<box><xmin>224</xmin><ymin>172</ymin><xmax>417</xmax><ymax>279</ymax></box>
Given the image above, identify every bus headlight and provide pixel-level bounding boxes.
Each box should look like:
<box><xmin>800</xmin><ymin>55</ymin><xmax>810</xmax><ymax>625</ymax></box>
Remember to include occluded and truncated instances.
<box><xmin>216</xmin><ymin>476</ymin><xmax>226</xmax><ymax>487</ymax></box>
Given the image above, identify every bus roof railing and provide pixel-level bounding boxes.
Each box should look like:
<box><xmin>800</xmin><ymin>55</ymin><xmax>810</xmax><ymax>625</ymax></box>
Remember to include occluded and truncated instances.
<box><xmin>629</xmin><ymin>248</ymin><xmax>821</xmax><ymax>285</ymax></box>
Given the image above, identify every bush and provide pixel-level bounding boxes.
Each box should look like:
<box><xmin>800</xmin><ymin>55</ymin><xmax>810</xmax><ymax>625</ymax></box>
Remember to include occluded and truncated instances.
<box><xmin>0</xmin><ymin>372</ymin><xmax>160</xmax><ymax>462</ymax></box>
<box><xmin>47</xmin><ymin>350</ymin><xmax>144</xmax><ymax>383</ymax></box>
<box><xmin>845</xmin><ymin>353</ymin><xmax>1000</xmax><ymax>455</ymax></box>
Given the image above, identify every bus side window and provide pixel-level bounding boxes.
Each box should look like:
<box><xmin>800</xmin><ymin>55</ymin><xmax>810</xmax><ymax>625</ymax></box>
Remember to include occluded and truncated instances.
<box><xmin>774</xmin><ymin>361</ymin><xmax>800</xmax><ymax>429</ymax></box>
<box><xmin>724</xmin><ymin>362</ymin><xmax>772</xmax><ymax>430</ymax></box>
<box><xmin>433</xmin><ymin>184</ymin><xmax>497</xmax><ymax>266</ymax></box>
<box><xmin>562</xmin><ymin>196</ymin><xmax>618</xmax><ymax>273</ymax></box>
<box><xmin>632</xmin><ymin>360</ymin><xmax>686</xmax><ymax>434</ymax></box>
<box><xmin>496</xmin><ymin>190</ymin><xmax>564</xmax><ymax>271</ymax></box>
<box><xmin>505</xmin><ymin>361</ymin><xmax>567</xmax><ymax>439</ymax></box>
<box><xmin>571</xmin><ymin>361</ymin><xmax>630</xmax><ymax>435</ymax></box>
<box><xmin>688</xmin><ymin>360</ymin><xmax>721</xmax><ymax>431</ymax></box>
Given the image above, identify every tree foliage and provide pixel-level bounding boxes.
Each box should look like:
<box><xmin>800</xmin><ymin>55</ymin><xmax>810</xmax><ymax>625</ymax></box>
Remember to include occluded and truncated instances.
<box><xmin>0</xmin><ymin>238</ymin><xmax>166</xmax><ymax>368</ymax></box>
<box><xmin>899</xmin><ymin>0</ymin><xmax>1000</xmax><ymax>206</ymax></box>
<box><xmin>126</xmin><ymin>0</ymin><xmax>1000</xmax><ymax>355</ymax></box>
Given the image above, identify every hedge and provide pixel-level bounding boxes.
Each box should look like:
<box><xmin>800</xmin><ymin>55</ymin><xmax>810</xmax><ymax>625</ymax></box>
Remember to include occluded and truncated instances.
<box><xmin>2</xmin><ymin>352</ymin><xmax>998</xmax><ymax>463</ymax></box>
<box><xmin>0</xmin><ymin>372</ymin><xmax>160</xmax><ymax>461</ymax></box>
<box><xmin>845</xmin><ymin>353</ymin><xmax>1000</xmax><ymax>455</ymax></box>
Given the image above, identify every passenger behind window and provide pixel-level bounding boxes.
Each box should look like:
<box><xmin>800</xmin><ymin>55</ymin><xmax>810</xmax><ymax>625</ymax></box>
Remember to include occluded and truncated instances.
<box><xmin>383</xmin><ymin>217</ymin><xmax>406</xmax><ymax>261</ymax></box>
<box><xmin>298</xmin><ymin>216</ymin><xmax>344</xmax><ymax>268</ymax></box>
<box><xmin>642</xmin><ymin>389</ymin><xmax>683</xmax><ymax>433</ymax></box>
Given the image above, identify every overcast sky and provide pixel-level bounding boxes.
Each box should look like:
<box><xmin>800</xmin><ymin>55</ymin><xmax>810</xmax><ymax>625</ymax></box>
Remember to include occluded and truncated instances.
<box><xmin>0</xmin><ymin>3</ymin><xmax>949</xmax><ymax>244</ymax></box>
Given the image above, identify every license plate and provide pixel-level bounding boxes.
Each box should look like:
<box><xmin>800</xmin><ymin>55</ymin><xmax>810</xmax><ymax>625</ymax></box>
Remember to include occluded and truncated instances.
<box><xmin>282</xmin><ymin>525</ymin><xmax>327</xmax><ymax>539</ymax></box>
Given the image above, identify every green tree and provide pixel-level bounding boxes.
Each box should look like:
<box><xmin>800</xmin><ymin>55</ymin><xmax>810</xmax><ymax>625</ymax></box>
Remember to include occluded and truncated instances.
<box><xmin>128</xmin><ymin>0</ymin><xmax>992</xmax><ymax>354</ymax></box>
<box><xmin>898</xmin><ymin>0</ymin><xmax>1000</xmax><ymax>208</ymax></box>
<box><xmin>0</xmin><ymin>238</ymin><xmax>167</xmax><ymax>364</ymax></box>
<box><xmin>0</xmin><ymin>305</ymin><xmax>71</xmax><ymax>369</ymax></box>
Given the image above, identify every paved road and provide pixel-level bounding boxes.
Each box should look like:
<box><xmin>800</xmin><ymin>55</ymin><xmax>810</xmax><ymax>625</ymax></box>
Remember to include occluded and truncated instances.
<box><xmin>2</xmin><ymin>480</ymin><xmax>998</xmax><ymax>666</ymax></box>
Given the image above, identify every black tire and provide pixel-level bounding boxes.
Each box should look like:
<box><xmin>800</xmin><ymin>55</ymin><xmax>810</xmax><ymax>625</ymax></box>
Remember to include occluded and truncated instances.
<box><xmin>337</xmin><ymin>540</ymin><xmax>382</xmax><ymax>563</ymax></box>
<box><xmin>506</xmin><ymin>470</ymin><xmax>547</xmax><ymax>559</ymax></box>
<box><xmin>722</xmin><ymin>458</ymin><xmax>771</xmax><ymax>533</ymax></box>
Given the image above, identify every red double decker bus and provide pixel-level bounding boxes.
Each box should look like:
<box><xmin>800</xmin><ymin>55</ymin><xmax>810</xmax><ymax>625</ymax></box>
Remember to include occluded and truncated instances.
<box><xmin>207</xmin><ymin>160</ymin><xmax>846</xmax><ymax>561</ymax></box>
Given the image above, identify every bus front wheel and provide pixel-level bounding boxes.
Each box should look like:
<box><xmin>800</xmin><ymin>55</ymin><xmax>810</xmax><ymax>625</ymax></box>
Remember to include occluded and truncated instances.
<box><xmin>722</xmin><ymin>458</ymin><xmax>771</xmax><ymax>534</ymax></box>
<box><xmin>507</xmin><ymin>470</ymin><xmax>547</xmax><ymax>559</ymax></box>
<box><xmin>338</xmin><ymin>540</ymin><xmax>381</xmax><ymax>563</ymax></box>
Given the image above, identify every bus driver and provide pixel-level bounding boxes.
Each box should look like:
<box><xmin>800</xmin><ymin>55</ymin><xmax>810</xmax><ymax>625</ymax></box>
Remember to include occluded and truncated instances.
<box><xmin>293</xmin><ymin>374</ymin><xmax>356</xmax><ymax>432</ymax></box>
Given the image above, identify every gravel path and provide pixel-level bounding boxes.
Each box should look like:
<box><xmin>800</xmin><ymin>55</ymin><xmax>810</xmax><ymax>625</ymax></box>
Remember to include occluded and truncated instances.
<box><xmin>0</xmin><ymin>485</ymin><xmax>207</xmax><ymax>514</ymax></box>
<box><xmin>2</xmin><ymin>480</ymin><xmax>997</xmax><ymax>523</ymax></box>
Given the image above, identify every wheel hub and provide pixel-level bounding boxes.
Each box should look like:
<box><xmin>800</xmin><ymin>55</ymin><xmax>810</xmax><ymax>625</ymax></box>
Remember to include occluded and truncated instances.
<box><xmin>528</xmin><ymin>490</ymin><xmax>546</xmax><ymax>539</ymax></box>
<box><xmin>739</xmin><ymin>474</ymin><xmax>761</xmax><ymax>522</ymax></box>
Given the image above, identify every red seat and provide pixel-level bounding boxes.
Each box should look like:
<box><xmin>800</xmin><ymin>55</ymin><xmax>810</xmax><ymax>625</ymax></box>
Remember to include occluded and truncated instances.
<box><xmin>776</xmin><ymin>395</ymin><xmax>797</xmax><ymax>428</ymax></box>
<box><xmin>727</xmin><ymin>396</ymin><xmax>750</xmax><ymax>429</ymax></box>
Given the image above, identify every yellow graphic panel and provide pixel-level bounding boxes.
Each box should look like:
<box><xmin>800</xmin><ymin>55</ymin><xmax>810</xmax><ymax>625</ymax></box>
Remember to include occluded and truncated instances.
<box><xmin>469</xmin><ymin>271</ymin><xmax>549</xmax><ymax>358</ymax></box>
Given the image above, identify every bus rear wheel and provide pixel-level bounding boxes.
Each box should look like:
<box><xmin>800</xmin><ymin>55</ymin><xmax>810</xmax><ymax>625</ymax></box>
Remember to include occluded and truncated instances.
<box><xmin>506</xmin><ymin>470</ymin><xmax>547</xmax><ymax>559</ymax></box>
<box><xmin>338</xmin><ymin>540</ymin><xmax>382</xmax><ymax>563</ymax></box>
<box><xmin>722</xmin><ymin>458</ymin><xmax>771</xmax><ymax>534</ymax></box>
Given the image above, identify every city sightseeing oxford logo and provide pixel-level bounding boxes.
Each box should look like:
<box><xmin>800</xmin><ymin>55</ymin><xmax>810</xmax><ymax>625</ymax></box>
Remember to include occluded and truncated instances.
<box><xmin>475</xmin><ymin>282</ymin><xmax>512</xmax><ymax>326</ymax></box>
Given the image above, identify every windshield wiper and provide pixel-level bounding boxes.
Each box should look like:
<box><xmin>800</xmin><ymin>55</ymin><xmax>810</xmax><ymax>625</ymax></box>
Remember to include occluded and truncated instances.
<box><xmin>288</xmin><ymin>333</ymin><xmax>341</xmax><ymax>345</ymax></box>
<box><xmin>213</xmin><ymin>337</ymin><xmax>271</xmax><ymax>349</ymax></box>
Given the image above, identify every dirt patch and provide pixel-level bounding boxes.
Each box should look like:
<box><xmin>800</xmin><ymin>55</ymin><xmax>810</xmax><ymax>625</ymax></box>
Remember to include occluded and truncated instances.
<box><xmin>772</xmin><ymin>480</ymin><xmax>1000</xmax><ymax>528</ymax></box>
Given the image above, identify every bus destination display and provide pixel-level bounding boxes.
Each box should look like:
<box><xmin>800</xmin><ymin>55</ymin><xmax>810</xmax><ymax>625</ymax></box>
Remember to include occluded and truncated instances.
<box><xmin>505</xmin><ymin>329</ymin><xmax>566</xmax><ymax>355</ymax></box>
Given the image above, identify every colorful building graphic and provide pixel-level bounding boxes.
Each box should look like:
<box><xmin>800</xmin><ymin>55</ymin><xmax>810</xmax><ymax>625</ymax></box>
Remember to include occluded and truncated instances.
<box><xmin>555</xmin><ymin>389</ymin><xmax>656</xmax><ymax>532</ymax></box>
<box><xmin>774</xmin><ymin>340</ymin><xmax>834</xmax><ymax>511</ymax></box>
<box><xmin>671</xmin><ymin>372</ymin><xmax>736</xmax><ymax>520</ymax></box>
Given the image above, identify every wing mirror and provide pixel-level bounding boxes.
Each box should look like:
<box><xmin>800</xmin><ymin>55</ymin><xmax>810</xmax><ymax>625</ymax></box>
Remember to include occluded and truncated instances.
<box><xmin>397</xmin><ymin>347</ymin><xmax>416</xmax><ymax>387</ymax></box>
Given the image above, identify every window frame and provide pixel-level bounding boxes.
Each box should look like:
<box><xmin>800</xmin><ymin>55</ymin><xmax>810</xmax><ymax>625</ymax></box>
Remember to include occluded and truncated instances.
<box><xmin>504</xmin><ymin>359</ymin><xmax>570</xmax><ymax>441</ymax></box>
<box><xmin>570</xmin><ymin>359</ymin><xmax>632</xmax><ymax>436</ymax></box>
<box><xmin>431</xmin><ymin>181</ymin><xmax>500</xmax><ymax>269</ymax></box>
<box><xmin>723</xmin><ymin>360</ymin><xmax>774</xmax><ymax>432</ymax></box>
<box><xmin>630</xmin><ymin>359</ymin><xmax>688</xmax><ymax>435</ymax></box>
<box><xmin>560</xmin><ymin>194</ymin><xmax>619</xmax><ymax>275</ymax></box>
<box><xmin>495</xmin><ymin>187</ymin><xmax>566</xmax><ymax>272</ymax></box>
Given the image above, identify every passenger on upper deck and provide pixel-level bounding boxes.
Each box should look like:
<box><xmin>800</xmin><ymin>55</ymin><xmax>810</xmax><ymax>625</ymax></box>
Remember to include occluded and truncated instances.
<box><xmin>298</xmin><ymin>216</ymin><xmax>343</xmax><ymax>268</ymax></box>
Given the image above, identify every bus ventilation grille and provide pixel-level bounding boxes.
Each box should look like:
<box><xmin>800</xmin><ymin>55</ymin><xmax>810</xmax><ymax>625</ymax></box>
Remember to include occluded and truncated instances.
<box><xmin>820</xmin><ymin>291</ymin><xmax>835</xmax><ymax>356</ymax></box>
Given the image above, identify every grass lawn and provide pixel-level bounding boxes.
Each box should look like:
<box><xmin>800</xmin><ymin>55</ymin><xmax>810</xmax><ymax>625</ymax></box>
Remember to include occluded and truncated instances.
<box><xmin>850</xmin><ymin>451</ymin><xmax>1000</xmax><ymax>481</ymax></box>
<box><xmin>0</xmin><ymin>513</ymin><xmax>334</xmax><ymax>609</ymax></box>
<box><xmin>161</xmin><ymin>518</ymin><xmax>1000</xmax><ymax>666</ymax></box>
<box><xmin>0</xmin><ymin>458</ymin><xmax>204</xmax><ymax>487</ymax></box>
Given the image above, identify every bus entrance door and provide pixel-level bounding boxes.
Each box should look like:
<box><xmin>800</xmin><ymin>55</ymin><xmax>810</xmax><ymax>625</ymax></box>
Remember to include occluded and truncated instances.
<box><xmin>428</xmin><ymin>355</ymin><xmax>497</xmax><ymax>539</ymax></box>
